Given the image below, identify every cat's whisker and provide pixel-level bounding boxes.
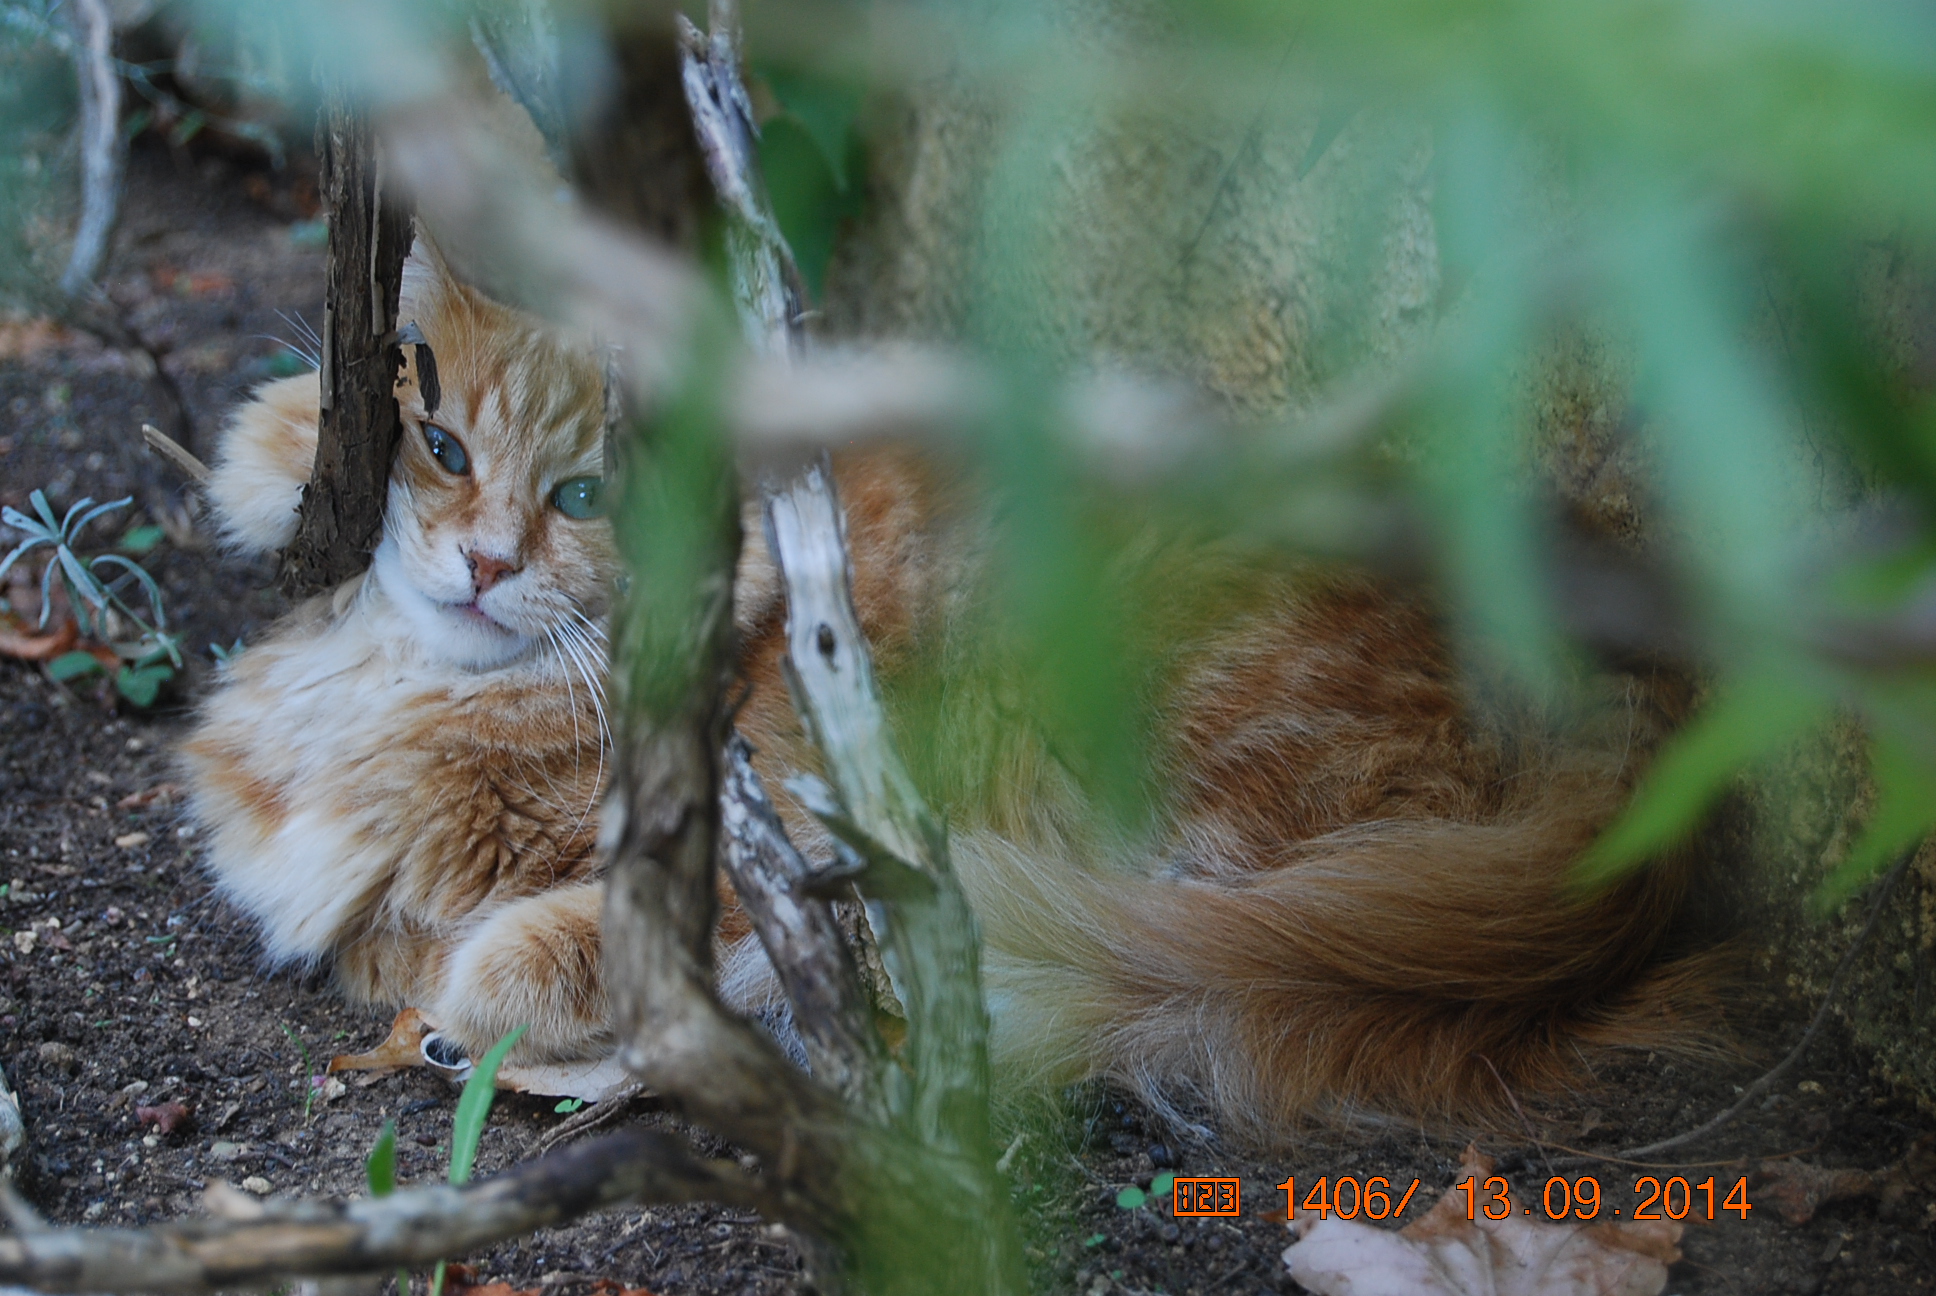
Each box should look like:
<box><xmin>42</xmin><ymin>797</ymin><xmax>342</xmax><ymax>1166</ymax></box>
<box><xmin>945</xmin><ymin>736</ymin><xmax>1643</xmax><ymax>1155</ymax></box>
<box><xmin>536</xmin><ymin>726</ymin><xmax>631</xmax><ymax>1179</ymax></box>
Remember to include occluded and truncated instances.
<box><xmin>556</xmin><ymin>615</ymin><xmax>612</xmax><ymax>753</ymax></box>
<box><xmin>546</xmin><ymin>625</ymin><xmax>586</xmax><ymax>784</ymax></box>
<box><xmin>553</xmin><ymin>619</ymin><xmax>611</xmax><ymax>837</ymax></box>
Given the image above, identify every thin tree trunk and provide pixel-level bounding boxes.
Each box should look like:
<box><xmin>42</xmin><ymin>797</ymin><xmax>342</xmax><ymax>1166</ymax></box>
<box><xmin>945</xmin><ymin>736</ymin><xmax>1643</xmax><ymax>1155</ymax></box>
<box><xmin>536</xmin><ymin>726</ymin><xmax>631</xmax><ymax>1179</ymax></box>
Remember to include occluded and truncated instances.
<box><xmin>279</xmin><ymin>90</ymin><xmax>412</xmax><ymax>599</ymax></box>
<box><xmin>58</xmin><ymin>0</ymin><xmax>122</xmax><ymax>298</ymax></box>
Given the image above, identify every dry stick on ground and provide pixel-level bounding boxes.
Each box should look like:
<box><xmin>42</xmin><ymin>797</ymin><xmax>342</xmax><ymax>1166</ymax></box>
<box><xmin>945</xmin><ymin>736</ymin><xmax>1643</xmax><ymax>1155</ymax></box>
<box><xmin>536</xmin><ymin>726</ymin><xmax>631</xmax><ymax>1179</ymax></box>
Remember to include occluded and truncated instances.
<box><xmin>0</xmin><ymin>1128</ymin><xmax>765</xmax><ymax>1294</ymax></box>
<box><xmin>140</xmin><ymin>423</ymin><xmax>210</xmax><ymax>486</ymax></box>
<box><xmin>17</xmin><ymin>0</ymin><xmax>196</xmax><ymax>451</ymax></box>
<box><xmin>1534</xmin><ymin>849</ymin><xmax>1922</xmax><ymax>1174</ymax></box>
<box><xmin>279</xmin><ymin>88</ymin><xmax>414</xmax><ymax>600</ymax></box>
<box><xmin>1610</xmin><ymin>849</ymin><xmax>1920</xmax><ymax>1161</ymax></box>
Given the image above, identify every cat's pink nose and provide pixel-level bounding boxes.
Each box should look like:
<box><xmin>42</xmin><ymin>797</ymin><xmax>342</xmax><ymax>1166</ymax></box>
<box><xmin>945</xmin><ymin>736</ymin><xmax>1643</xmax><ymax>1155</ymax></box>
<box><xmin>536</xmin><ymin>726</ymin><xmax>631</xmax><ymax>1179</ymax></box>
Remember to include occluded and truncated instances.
<box><xmin>467</xmin><ymin>550</ymin><xmax>520</xmax><ymax>594</ymax></box>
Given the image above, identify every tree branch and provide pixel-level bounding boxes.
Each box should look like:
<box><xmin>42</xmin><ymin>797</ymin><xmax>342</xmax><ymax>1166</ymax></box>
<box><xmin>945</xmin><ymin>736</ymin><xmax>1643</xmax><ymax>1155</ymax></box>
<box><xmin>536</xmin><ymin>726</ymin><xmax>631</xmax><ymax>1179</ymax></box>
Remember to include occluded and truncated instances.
<box><xmin>763</xmin><ymin>466</ymin><xmax>1004</xmax><ymax>1172</ymax></box>
<box><xmin>279</xmin><ymin>89</ymin><xmax>413</xmax><ymax>599</ymax></box>
<box><xmin>677</xmin><ymin>0</ymin><xmax>805</xmax><ymax>357</ymax></box>
<box><xmin>57</xmin><ymin>0</ymin><xmax>122</xmax><ymax>298</ymax></box>
<box><xmin>719</xmin><ymin>733</ymin><xmax>899</xmax><ymax>1120</ymax></box>
<box><xmin>0</xmin><ymin>1128</ymin><xmax>761</xmax><ymax>1295</ymax></box>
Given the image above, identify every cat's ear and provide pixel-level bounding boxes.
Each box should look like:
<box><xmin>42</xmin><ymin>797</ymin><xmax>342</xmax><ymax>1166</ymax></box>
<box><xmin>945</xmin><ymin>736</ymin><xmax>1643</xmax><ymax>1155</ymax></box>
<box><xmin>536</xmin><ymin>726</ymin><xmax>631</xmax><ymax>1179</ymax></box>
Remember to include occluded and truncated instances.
<box><xmin>398</xmin><ymin>230</ymin><xmax>457</xmax><ymax>329</ymax></box>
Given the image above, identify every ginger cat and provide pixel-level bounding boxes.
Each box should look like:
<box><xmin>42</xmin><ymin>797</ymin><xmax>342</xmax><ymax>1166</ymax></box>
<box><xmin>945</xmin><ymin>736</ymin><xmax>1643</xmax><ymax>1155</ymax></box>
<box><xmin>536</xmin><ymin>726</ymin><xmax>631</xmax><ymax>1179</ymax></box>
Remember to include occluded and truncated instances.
<box><xmin>185</xmin><ymin>239</ymin><xmax>1711</xmax><ymax>1139</ymax></box>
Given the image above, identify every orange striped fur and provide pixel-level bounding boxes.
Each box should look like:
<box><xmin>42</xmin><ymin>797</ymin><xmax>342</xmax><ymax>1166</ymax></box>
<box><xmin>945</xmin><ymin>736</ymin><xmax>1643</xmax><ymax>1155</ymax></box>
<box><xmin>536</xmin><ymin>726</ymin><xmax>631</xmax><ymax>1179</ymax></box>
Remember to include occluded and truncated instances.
<box><xmin>185</xmin><ymin>246</ymin><xmax>1716</xmax><ymax>1132</ymax></box>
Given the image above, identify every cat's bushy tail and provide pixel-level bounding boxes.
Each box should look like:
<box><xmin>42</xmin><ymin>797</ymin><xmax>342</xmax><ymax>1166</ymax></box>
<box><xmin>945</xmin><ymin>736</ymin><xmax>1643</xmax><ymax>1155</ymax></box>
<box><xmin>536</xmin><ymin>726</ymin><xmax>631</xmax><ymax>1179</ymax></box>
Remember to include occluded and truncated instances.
<box><xmin>958</xmin><ymin>757</ymin><xmax>1721</xmax><ymax>1139</ymax></box>
<box><xmin>205</xmin><ymin>373</ymin><xmax>320</xmax><ymax>557</ymax></box>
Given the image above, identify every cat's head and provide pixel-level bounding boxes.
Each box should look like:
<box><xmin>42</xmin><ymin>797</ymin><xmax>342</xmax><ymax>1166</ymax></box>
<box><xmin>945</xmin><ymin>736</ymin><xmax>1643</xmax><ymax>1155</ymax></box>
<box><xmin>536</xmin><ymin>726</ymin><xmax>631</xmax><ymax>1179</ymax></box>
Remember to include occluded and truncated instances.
<box><xmin>373</xmin><ymin>238</ymin><xmax>619</xmax><ymax>670</ymax></box>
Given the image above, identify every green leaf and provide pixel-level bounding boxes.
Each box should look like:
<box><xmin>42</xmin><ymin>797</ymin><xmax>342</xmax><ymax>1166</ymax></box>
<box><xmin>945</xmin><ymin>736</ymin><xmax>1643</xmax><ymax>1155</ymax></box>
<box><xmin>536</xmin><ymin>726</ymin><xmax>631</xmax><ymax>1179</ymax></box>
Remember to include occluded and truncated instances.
<box><xmin>1813</xmin><ymin>730</ymin><xmax>1936</xmax><ymax>914</ymax></box>
<box><xmin>1115</xmin><ymin>1186</ymin><xmax>1146</xmax><ymax>1210</ymax></box>
<box><xmin>1082</xmin><ymin>1232</ymin><xmax>1107</xmax><ymax>1248</ymax></box>
<box><xmin>47</xmin><ymin>651</ymin><xmax>103</xmax><ymax>682</ymax></box>
<box><xmin>1150</xmin><ymin>1171</ymin><xmax>1176</xmax><ymax>1199</ymax></box>
<box><xmin>1575</xmin><ymin>664</ymin><xmax>1831</xmax><ymax>887</ymax></box>
<box><xmin>553</xmin><ymin>1097</ymin><xmax>585</xmax><ymax>1114</ymax></box>
<box><xmin>117</xmin><ymin>525</ymin><xmax>165</xmax><ymax>556</ymax></box>
<box><xmin>449</xmin><ymin>1025</ymin><xmax>525</xmax><ymax>1186</ymax></box>
<box><xmin>367</xmin><ymin>1120</ymin><xmax>411</xmax><ymax>1296</ymax></box>
<box><xmin>114</xmin><ymin>662</ymin><xmax>173</xmax><ymax>708</ymax></box>
<box><xmin>759</xmin><ymin>66</ymin><xmax>862</xmax><ymax>189</ymax></box>
<box><xmin>366</xmin><ymin>1121</ymin><xmax>398</xmax><ymax>1196</ymax></box>
<box><xmin>759</xmin><ymin>116</ymin><xmax>863</xmax><ymax>301</ymax></box>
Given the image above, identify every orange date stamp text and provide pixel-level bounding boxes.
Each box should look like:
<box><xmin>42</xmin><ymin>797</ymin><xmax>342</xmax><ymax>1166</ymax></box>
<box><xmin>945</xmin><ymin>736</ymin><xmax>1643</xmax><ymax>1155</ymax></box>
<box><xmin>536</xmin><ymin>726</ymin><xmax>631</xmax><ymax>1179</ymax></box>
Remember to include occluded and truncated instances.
<box><xmin>1171</xmin><ymin>1177</ymin><xmax>1241</xmax><ymax>1216</ymax></box>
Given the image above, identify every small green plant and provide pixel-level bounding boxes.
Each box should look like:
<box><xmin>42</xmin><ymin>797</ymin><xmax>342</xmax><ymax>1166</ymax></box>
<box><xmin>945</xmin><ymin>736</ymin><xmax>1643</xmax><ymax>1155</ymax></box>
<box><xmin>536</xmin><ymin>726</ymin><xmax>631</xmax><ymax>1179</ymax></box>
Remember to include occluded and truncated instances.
<box><xmin>366</xmin><ymin>1120</ymin><xmax>411</xmax><ymax>1296</ymax></box>
<box><xmin>553</xmin><ymin>1097</ymin><xmax>584</xmax><ymax>1114</ymax></box>
<box><xmin>278</xmin><ymin>1022</ymin><xmax>317</xmax><ymax>1122</ymax></box>
<box><xmin>383</xmin><ymin>1030</ymin><xmax>526</xmax><ymax>1296</ymax></box>
<box><xmin>1113</xmin><ymin>1171</ymin><xmax>1175</xmax><ymax>1211</ymax></box>
<box><xmin>358</xmin><ymin>1027</ymin><xmax>524</xmax><ymax>1296</ymax></box>
<box><xmin>1</xmin><ymin>488</ymin><xmax>182</xmax><ymax>706</ymax></box>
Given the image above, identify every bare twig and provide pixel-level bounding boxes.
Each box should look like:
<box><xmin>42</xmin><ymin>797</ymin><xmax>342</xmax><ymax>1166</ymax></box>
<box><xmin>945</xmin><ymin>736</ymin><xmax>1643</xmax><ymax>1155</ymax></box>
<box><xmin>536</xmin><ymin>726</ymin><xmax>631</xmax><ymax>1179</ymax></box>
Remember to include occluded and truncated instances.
<box><xmin>677</xmin><ymin>0</ymin><xmax>805</xmax><ymax>356</ymax></box>
<box><xmin>58</xmin><ymin>0</ymin><xmax>123</xmax><ymax>297</ymax></box>
<box><xmin>1611</xmin><ymin>850</ymin><xmax>1918</xmax><ymax>1161</ymax></box>
<box><xmin>141</xmin><ymin>423</ymin><xmax>210</xmax><ymax>486</ymax></box>
<box><xmin>763</xmin><ymin>461</ymin><xmax>1022</xmax><ymax>1277</ymax></box>
<box><xmin>0</xmin><ymin>1127</ymin><xmax>764</xmax><ymax>1294</ymax></box>
<box><xmin>468</xmin><ymin>0</ymin><xmax>570</xmax><ymax>172</ymax></box>
<box><xmin>531</xmin><ymin>1084</ymin><xmax>649</xmax><ymax>1158</ymax></box>
<box><xmin>720</xmin><ymin>734</ymin><xmax>897</xmax><ymax>1119</ymax></box>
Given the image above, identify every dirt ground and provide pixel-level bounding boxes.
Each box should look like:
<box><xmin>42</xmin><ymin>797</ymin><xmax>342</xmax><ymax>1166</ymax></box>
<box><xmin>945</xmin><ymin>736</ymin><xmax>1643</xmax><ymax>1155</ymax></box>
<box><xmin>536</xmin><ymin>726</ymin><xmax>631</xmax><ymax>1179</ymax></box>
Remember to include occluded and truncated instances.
<box><xmin>3</xmin><ymin>141</ymin><xmax>1935</xmax><ymax>1296</ymax></box>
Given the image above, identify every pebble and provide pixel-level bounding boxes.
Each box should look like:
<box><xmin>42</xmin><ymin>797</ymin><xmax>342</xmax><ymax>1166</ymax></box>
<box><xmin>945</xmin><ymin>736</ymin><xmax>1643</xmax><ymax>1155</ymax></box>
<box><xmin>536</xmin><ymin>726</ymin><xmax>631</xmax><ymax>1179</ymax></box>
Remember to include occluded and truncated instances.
<box><xmin>241</xmin><ymin>1176</ymin><xmax>272</xmax><ymax>1195</ymax></box>
<box><xmin>36</xmin><ymin>1041</ymin><xmax>77</xmax><ymax>1073</ymax></box>
<box><xmin>209</xmin><ymin>1140</ymin><xmax>244</xmax><ymax>1162</ymax></box>
<box><xmin>114</xmin><ymin>832</ymin><xmax>150</xmax><ymax>849</ymax></box>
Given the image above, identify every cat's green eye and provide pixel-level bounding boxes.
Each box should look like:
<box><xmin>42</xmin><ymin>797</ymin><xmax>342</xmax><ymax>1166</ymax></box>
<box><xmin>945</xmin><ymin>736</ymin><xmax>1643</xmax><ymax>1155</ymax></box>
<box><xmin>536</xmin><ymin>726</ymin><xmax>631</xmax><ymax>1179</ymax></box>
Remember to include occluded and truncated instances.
<box><xmin>550</xmin><ymin>476</ymin><xmax>604</xmax><ymax>519</ymax></box>
<box><xmin>423</xmin><ymin>424</ymin><xmax>469</xmax><ymax>475</ymax></box>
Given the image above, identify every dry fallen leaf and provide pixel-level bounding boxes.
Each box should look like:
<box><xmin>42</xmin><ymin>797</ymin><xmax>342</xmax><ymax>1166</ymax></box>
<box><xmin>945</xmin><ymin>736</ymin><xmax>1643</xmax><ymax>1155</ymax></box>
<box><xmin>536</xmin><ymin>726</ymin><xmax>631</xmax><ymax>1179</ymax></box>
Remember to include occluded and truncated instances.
<box><xmin>0</xmin><ymin>612</ymin><xmax>77</xmax><ymax>663</ymax></box>
<box><xmin>328</xmin><ymin>1007</ymin><xmax>436</xmax><ymax>1075</ymax></box>
<box><xmin>1283</xmin><ymin>1146</ymin><xmax>1682</xmax><ymax>1296</ymax></box>
<box><xmin>135</xmin><ymin>1100</ymin><xmax>192</xmax><ymax>1135</ymax></box>
<box><xmin>1755</xmin><ymin>1159</ymin><xmax>1877</xmax><ymax>1226</ymax></box>
<box><xmin>117</xmin><ymin>783</ymin><xmax>182</xmax><ymax>810</ymax></box>
<box><xmin>495</xmin><ymin>1055</ymin><xmax>637</xmax><ymax>1104</ymax></box>
<box><xmin>0</xmin><ymin>317</ymin><xmax>73</xmax><ymax>361</ymax></box>
<box><xmin>329</xmin><ymin>1008</ymin><xmax>638</xmax><ymax>1102</ymax></box>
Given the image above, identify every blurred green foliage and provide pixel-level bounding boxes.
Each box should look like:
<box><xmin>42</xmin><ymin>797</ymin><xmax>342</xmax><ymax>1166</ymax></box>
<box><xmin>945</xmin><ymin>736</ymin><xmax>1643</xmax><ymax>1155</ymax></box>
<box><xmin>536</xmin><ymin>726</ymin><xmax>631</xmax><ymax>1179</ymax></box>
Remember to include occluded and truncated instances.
<box><xmin>756</xmin><ymin>61</ymin><xmax>865</xmax><ymax>297</ymax></box>
<box><xmin>4</xmin><ymin>0</ymin><xmax>1934</xmax><ymax>908</ymax></box>
<box><xmin>0</xmin><ymin>2</ymin><xmax>81</xmax><ymax>305</ymax></box>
